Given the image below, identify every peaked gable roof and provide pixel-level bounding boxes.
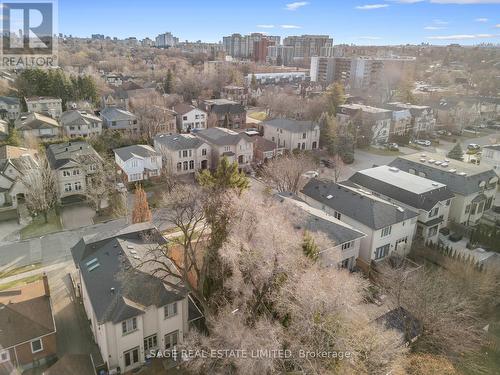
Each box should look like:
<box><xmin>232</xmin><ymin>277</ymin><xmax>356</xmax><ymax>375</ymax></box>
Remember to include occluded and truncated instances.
<box><xmin>263</xmin><ymin>118</ymin><xmax>318</xmax><ymax>133</ymax></box>
<box><xmin>46</xmin><ymin>141</ymin><xmax>100</xmax><ymax>170</ymax></box>
<box><xmin>113</xmin><ymin>144</ymin><xmax>159</xmax><ymax>162</ymax></box>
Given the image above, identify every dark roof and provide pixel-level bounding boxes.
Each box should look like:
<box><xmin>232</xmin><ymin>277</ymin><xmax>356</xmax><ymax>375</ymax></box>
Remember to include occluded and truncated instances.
<box><xmin>113</xmin><ymin>144</ymin><xmax>159</xmax><ymax>162</ymax></box>
<box><xmin>154</xmin><ymin>134</ymin><xmax>204</xmax><ymax>151</ymax></box>
<box><xmin>254</xmin><ymin>136</ymin><xmax>277</xmax><ymax>153</ymax></box>
<box><xmin>277</xmin><ymin>193</ymin><xmax>365</xmax><ymax>245</ymax></box>
<box><xmin>0</xmin><ymin>96</ymin><xmax>19</xmax><ymax>106</ymax></box>
<box><xmin>349</xmin><ymin>167</ymin><xmax>454</xmax><ymax>211</ymax></box>
<box><xmin>263</xmin><ymin>118</ymin><xmax>317</xmax><ymax>133</ymax></box>
<box><xmin>375</xmin><ymin>307</ymin><xmax>422</xmax><ymax>343</ymax></box>
<box><xmin>44</xmin><ymin>354</ymin><xmax>96</xmax><ymax>375</ymax></box>
<box><xmin>71</xmin><ymin>224</ymin><xmax>187</xmax><ymax>324</ymax></box>
<box><xmin>0</xmin><ymin>295</ymin><xmax>55</xmax><ymax>349</ymax></box>
<box><xmin>173</xmin><ymin>103</ymin><xmax>198</xmax><ymax>115</ymax></box>
<box><xmin>46</xmin><ymin>142</ymin><xmax>100</xmax><ymax>170</ymax></box>
<box><xmin>301</xmin><ymin>179</ymin><xmax>418</xmax><ymax>230</ymax></box>
<box><xmin>483</xmin><ymin>144</ymin><xmax>500</xmax><ymax>152</ymax></box>
<box><xmin>196</xmin><ymin>127</ymin><xmax>252</xmax><ymax>146</ymax></box>
<box><xmin>206</xmin><ymin>100</ymin><xmax>245</xmax><ymax>115</ymax></box>
<box><xmin>389</xmin><ymin>155</ymin><xmax>498</xmax><ymax>196</ymax></box>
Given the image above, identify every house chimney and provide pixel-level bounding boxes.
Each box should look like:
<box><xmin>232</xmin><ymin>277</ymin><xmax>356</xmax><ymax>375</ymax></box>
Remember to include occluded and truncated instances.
<box><xmin>42</xmin><ymin>273</ymin><xmax>50</xmax><ymax>297</ymax></box>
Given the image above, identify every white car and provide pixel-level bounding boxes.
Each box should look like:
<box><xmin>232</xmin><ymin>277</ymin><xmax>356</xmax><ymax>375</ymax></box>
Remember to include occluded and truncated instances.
<box><xmin>303</xmin><ymin>170</ymin><xmax>319</xmax><ymax>179</ymax></box>
<box><xmin>415</xmin><ymin>139</ymin><xmax>431</xmax><ymax>147</ymax></box>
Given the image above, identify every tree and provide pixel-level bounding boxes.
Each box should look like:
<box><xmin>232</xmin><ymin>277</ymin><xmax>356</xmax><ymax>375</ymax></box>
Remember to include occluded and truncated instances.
<box><xmin>83</xmin><ymin>155</ymin><xmax>115</xmax><ymax>216</ymax></box>
<box><xmin>447</xmin><ymin>142</ymin><xmax>464</xmax><ymax>161</ymax></box>
<box><xmin>131</xmin><ymin>185</ymin><xmax>152</xmax><ymax>223</ymax></box>
<box><xmin>261</xmin><ymin>153</ymin><xmax>316</xmax><ymax>193</ymax></box>
<box><xmin>302</xmin><ymin>232</ymin><xmax>319</xmax><ymax>261</ymax></box>
<box><xmin>197</xmin><ymin>156</ymin><xmax>249</xmax><ymax>194</ymax></box>
<box><xmin>250</xmin><ymin>73</ymin><xmax>257</xmax><ymax>91</ymax></box>
<box><xmin>6</xmin><ymin>127</ymin><xmax>20</xmax><ymax>146</ymax></box>
<box><xmin>21</xmin><ymin>155</ymin><xmax>57</xmax><ymax>223</ymax></box>
<box><xmin>326</xmin><ymin>82</ymin><xmax>345</xmax><ymax>115</ymax></box>
<box><xmin>164</xmin><ymin>69</ymin><xmax>173</xmax><ymax>94</ymax></box>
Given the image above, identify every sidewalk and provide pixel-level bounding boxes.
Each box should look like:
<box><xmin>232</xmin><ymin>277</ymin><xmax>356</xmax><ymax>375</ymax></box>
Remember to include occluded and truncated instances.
<box><xmin>0</xmin><ymin>260</ymin><xmax>72</xmax><ymax>284</ymax></box>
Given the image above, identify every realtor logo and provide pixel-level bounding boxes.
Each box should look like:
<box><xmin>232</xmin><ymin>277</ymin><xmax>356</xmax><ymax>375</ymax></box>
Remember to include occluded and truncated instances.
<box><xmin>1</xmin><ymin>1</ymin><xmax>58</xmax><ymax>69</ymax></box>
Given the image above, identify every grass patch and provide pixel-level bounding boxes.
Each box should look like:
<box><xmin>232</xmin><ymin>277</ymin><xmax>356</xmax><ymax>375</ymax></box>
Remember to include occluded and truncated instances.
<box><xmin>0</xmin><ymin>274</ymin><xmax>42</xmax><ymax>291</ymax></box>
<box><xmin>248</xmin><ymin>111</ymin><xmax>267</xmax><ymax>121</ymax></box>
<box><xmin>20</xmin><ymin>210</ymin><xmax>62</xmax><ymax>240</ymax></box>
<box><xmin>365</xmin><ymin>147</ymin><xmax>403</xmax><ymax>156</ymax></box>
<box><xmin>0</xmin><ymin>263</ymin><xmax>42</xmax><ymax>278</ymax></box>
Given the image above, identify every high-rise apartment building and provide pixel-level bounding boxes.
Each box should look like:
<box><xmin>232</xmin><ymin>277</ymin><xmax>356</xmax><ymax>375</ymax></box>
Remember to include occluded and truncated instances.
<box><xmin>283</xmin><ymin>35</ymin><xmax>333</xmax><ymax>60</ymax></box>
<box><xmin>155</xmin><ymin>32</ymin><xmax>179</xmax><ymax>48</ymax></box>
<box><xmin>222</xmin><ymin>33</ymin><xmax>280</xmax><ymax>59</ymax></box>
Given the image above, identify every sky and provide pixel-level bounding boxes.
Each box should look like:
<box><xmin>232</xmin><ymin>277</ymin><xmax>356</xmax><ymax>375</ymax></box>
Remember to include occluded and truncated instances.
<box><xmin>58</xmin><ymin>0</ymin><xmax>500</xmax><ymax>45</ymax></box>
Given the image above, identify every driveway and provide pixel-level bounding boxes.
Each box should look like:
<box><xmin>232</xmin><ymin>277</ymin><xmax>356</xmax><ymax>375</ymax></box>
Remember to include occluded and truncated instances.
<box><xmin>60</xmin><ymin>204</ymin><xmax>95</xmax><ymax>230</ymax></box>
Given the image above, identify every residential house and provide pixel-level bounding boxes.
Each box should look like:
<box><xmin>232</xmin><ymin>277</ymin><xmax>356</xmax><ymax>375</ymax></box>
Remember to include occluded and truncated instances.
<box><xmin>482</xmin><ymin>145</ymin><xmax>500</xmax><ymax>177</ymax></box>
<box><xmin>220</xmin><ymin>86</ymin><xmax>248</xmax><ymax>106</ymax></box>
<box><xmin>100</xmin><ymin>106</ymin><xmax>139</xmax><ymax>134</ymax></box>
<box><xmin>0</xmin><ymin>151</ymin><xmax>37</xmax><ymax>211</ymax></box>
<box><xmin>0</xmin><ymin>276</ymin><xmax>56</xmax><ymax>372</ymax></box>
<box><xmin>300</xmin><ymin>179</ymin><xmax>418</xmax><ymax>268</ymax></box>
<box><xmin>114</xmin><ymin>145</ymin><xmax>162</xmax><ymax>183</ymax></box>
<box><xmin>70</xmin><ymin>224</ymin><xmax>201</xmax><ymax>374</ymax></box>
<box><xmin>195</xmin><ymin>127</ymin><xmax>253</xmax><ymax>170</ymax></box>
<box><xmin>46</xmin><ymin>141</ymin><xmax>102</xmax><ymax>203</ymax></box>
<box><xmin>386</xmin><ymin>102</ymin><xmax>436</xmax><ymax>137</ymax></box>
<box><xmin>201</xmin><ymin>99</ymin><xmax>246</xmax><ymax>129</ymax></box>
<box><xmin>60</xmin><ymin>109</ymin><xmax>103</xmax><ymax>138</ymax></box>
<box><xmin>154</xmin><ymin>134</ymin><xmax>210</xmax><ymax>175</ymax></box>
<box><xmin>173</xmin><ymin>104</ymin><xmax>207</xmax><ymax>133</ymax></box>
<box><xmin>0</xmin><ymin>119</ymin><xmax>8</xmax><ymax>141</ymax></box>
<box><xmin>0</xmin><ymin>96</ymin><xmax>20</xmax><ymax>120</ymax></box>
<box><xmin>262</xmin><ymin>118</ymin><xmax>320</xmax><ymax>151</ymax></box>
<box><xmin>390</xmin><ymin>153</ymin><xmax>498</xmax><ymax>226</ymax></box>
<box><xmin>14</xmin><ymin>112</ymin><xmax>61</xmax><ymax>139</ymax></box>
<box><xmin>253</xmin><ymin>136</ymin><xmax>284</xmax><ymax>164</ymax></box>
<box><xmin>277</xmin><ymin>193</ymin><xmax>366</xmax><ymax>270</ymax></box>
<box><xmin>349</xmin><ymin>166</ymin><xmax>454</xmax><ymax>242</ymax></box>
<box><xmin>390</xmin><ymin>109</ymin><xmax>412</xmax><ymax>137</ymax></box>
<box><xmin>337</xmin><ymin>104</ymin><xmax>392</xmax><ymax>145</ymax></box>
<box><xmin>25</xmin><ymin>97</ymin><xmax>63</xmax><ymax>119</ymax></box>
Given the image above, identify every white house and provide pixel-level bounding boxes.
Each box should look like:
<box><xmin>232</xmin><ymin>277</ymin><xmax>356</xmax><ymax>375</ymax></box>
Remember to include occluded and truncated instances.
<box><xmin>15</xmin><ymin>112</ymin><xmax>61</xmax><ymax>139</ymax></box>
<box><xmin>101</xmin><ymin>106</ymin><xmax>139</xmax><ymax>134</ymax></box>
<box><xmin>390</xmin><ymin>153</ymin><xmax>498</xmax><ymax>226</ymax></box>
<box><xmin>195</xmin><ymin>127</ymin><xmax>253</xmax><ymax>170</ymax></box>
<box><xmin>25</xmin><ymin>97</ymin><xmax>63</xmax><ymax>119</ymax></box>
<box><xmin>60</xmin><ymin>109</ymin><xmax>103</xmax><ymax>138</ymax></box>
<box><xmin>277</xmin><ymin>193</ymin><xmax>366</xmax><ymax>270</ymax></box>
<box><xmin>0</xmin><ymin>96</ymin><xmax>21</xmax><ymax>120</ymax></box>
<box><xmin>337</xmin><ymin>104</ymin><xmax>392</xmax><ymax>145</ymax></box>
<box><xmin>154</xmin><ymin>134</ymin><xmax>211</xmax><ymax>175</ymax></box>
<box><xmin>71</xmin><ymin>224</ymin><xmax>202</xmax><ymax>374</ymax></box>
<box><xmin>300</xmin><ymin>179</ymin><xmax>418</xmax><ymax>268</ymax></box>
<box><xmin>114</xmin><ymin>145</ymin><xmax>162</xmax><ymax>183</ymax></box>
<box><xmin>262</xmin><ymin>118</ymin><xmax>320</xmax><ymax>151</ymax></box>
<box><xmin>173</xmin><ymin>103</ymin><xmax>207</xmax><ymax>133</ymax></box>
<box><xmin>386</xmin><ymin>102</ymin><xmax>436</xmax><ymax>137</ymax></box>
<box><xmin>349</xmin><ymin>166</ymin><xmax>454</xmax><ymax>243</ymax></box>
<box><xmin>482</xmin><ymin>145</ymin><xmax>500</xmax><ymax>177</ymax></box>
<box><xmin>0</xmin><ymin>153</ymin><xmax>37</xmax><ymax>210</ymax></box>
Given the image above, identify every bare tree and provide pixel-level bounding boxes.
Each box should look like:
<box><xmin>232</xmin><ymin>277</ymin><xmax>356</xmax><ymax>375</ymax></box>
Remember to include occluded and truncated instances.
<box><xmin>82</xmin><ymin>154</ymin><xmax>115</xmax><ymax>216</ymax></box>
<box><xmin>21</xmin><ymin>155</ymin><xmax>57</xmax><ymax>223</ymax></box>
<box><xmin>261</xmin><ymin>153</ymin><xmax>317</xmax><ymax>193</ymax></box>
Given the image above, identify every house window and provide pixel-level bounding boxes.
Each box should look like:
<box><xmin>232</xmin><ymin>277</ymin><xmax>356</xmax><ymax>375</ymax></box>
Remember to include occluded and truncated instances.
<box><xmin>0</xmin><ymin>351</ymin><xmax>9</xmax><ymax>363</ymax></box>
<box><xmin>124</xmin><ymin>347</ymin><xmax>139</xmax><ymax>367</ymax></box>
<box><xmin>165</xmin><ymin>330</ymin><xmax>179</xmax><ymax>350</ymax></box>
<box><xmin>63</xmin><ymin>170</ymin><xmax>70</xmax><ymax>177</ymax></box>
<box><xmin>121</xmin><ymin>317</ymin><xmax>137</xmax><ymax>335</ymax></box>
<box><xmin>485</xmin><ymin>197</ymin><xmax>493</xmax><ymax>210</ymax></box>
<box><xmin>64</xmin><ymin>183</ymin><xmax>72</xmax><ymax>192</ymax></box>
<box><xmin>341</xmin><ymin>241</ymin><xmax>352</xmax><ymax>250</ymax></box>
<box><xmin>224</xmin><ymin>146</ymin><xmax>230</xmax><ymax>152</ymax></box>
<box><xmin>74</xmin><ymin>181</ymin><xmax>82</xmax><ymax>191</ymax></box>
<box><xmin>111</xmin><ymin>121</ymin><xmax>116</xmax><ymax>126</ymax></box>
<box><xmin>374</xmin><ymin>244</ymin><xmax>390</xmax><ymax>260</ymax></box>
<box><xmin>182</xmin><ymin>150</ymin><xmax>188</xmax><ymax>158</ymax></box>
<box><xmin>183</xmin><ymin>116</ymin><xmax>188</xmax><ymax>121</ymax></box>
<box><xmin>202</xmin><ymin>148</ymin><xmax>207</xmax><ymax>156</ymax></box>
<box><xmin>334</xmin><ymin>211</ymin><xmax>341</xmax><ymax>220</ymax></box>
<box><xmin>183</xmin><ymin>161</ymin><xmax>188</xmax><ymax>171</ymax></box>
<box><xmin>189</xmin><ymin>160</ymin><xmax>195</xmax><ymax>170</ymax></box>
<box><xmin>429</xmin><ymin>207</ymin><xmax>439</xmax><ymax>218</ymax></box>
<box><xmin>297</xmin><ymin>143</ymin><xmax>301</xmax><ymax>149</ymax></box>
<box><xmin>131</xmin><ymin>160</ymin><xmax>138</xmax><ymax>168</ymax></box>
<box><xmin>381</xmin><ymin>226</ymin><xmax>392</xmax><ymax>237</ymax></box>
<box><xmin>302</xmin><ymin>133</ymin><xmax>306</xmax><ymax>139</ymax></box>
<box><xmin>129</xmin><ymin>173</ymin><xmax>142</xmax><ymax>181</ymax></box>
<box><xmin>164</xmin><ymin>302</ymin><xmax>178</xmax><ymax>319</ymax></box>
<box><xmin>177</xmin><ymin>162</ymin><xmax>182</xmax><ymax>172</ymax></box>
<box><xmin>31</xmin><ymin>339</ymin><xmax>43</xmax><ymax>353</ymax></box>
<box><xmin>429</xmin><ymin>225</ymin><xmax>438</xmax><ymax>237</ymax></box>
<box><xmin>144</xmin><ymin>334</ymin><xmax>158</xmax><ymax>351</ymax></box>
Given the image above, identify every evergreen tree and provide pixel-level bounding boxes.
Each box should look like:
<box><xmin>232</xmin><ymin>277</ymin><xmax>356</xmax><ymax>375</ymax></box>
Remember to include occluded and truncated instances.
<box><xmin>164</xmin><ymin>69</ymin><xmax>173</xmax><ymax>94</ymax></box>
<box><xmin>250</xmin><ymin>74</ymin><xmax>257</xmax><ymax>91</ymax></box>
<box><xmin>447</xmin><ymin>142</ymin><xmax>464</xmax><ymax>161</ymax></box>
<box><xmin>326</xmin><ymin>82</ymin><xmax>345</xmax><ymax>115</ymax></box>
<box><xmin>197</xmin><ymin>156</ymin><xmax>249</xmax><ymax>194</ymax></box>
<box><xmin>131</xmin><ymin>185</ymin><xmax>152</xmax><ymax>223</ymax></box>
<box><xmin>6</xmin><ymin>127</ymin><xmax>20</xmax><ymax>147</ymax></box>
<box><xmin>302</xmin><ymin>232</ymin><xmax>319</xmax><ymax>261</ymax></box>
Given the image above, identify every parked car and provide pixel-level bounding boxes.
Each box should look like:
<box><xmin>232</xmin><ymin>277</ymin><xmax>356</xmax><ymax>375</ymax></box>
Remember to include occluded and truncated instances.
<box><xmin>448</xmin><ymin>232</ymin><xmax>463</xmax><ymax>242</ymax></box>
<box><xmin>303</xmin><ymin>170</ymin><xmax>319</xmax><ymax>178</ymax></box>
<box><xmin>320</xmin><ymin>159</ymin><xmax>334</xmax><ymax>168</ymax></box>
<box><xmin>415</xmin><ymin>139</ymin><xmax>431</xmax><ymax>147</ymax></box>
<box><xmin>467</xmin><ymin>143</ymin><xmax>481</xmax><ymax>152</ymax></box>
<box><xmin>439</xmin><ymin>227</ymin><xmax>450</xmax><ymax>236</ymax></box>
<box><xmin>385</xmin><ymin>143</ymin><xmax>399</xmax><ymax>151</ymax></box>
<box><xmin>436</xmin><ymin>130</ymin><xmax>452</xmax><ymax>136</ymax></box>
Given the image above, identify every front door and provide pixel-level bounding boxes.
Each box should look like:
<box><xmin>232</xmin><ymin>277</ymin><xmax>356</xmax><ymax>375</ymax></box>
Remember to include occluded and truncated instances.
<box><xmin>124</xmin><ymin>347</ymin><xmax>140</xmax><ymax>370</ymax></box>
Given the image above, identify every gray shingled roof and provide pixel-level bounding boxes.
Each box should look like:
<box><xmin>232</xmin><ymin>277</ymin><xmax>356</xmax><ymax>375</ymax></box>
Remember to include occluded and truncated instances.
<box><xmin>46</xmin><ymin>141</ymin><xmax>100</xmax><ymax>170</ymax></box>
<box><xmin>301</xmin><ymin>179</ymin><xmax>418</xmax><ymax>230</ymax></box>
<box><xmin>349</xmin><ymin>167</ymin><xmax>454</xmax><ymax>211</ymax></box>
<box><xmin>196</xmin><ymin>127</ymin><xmax>252</xmax><ymax>146</ymax></box>
<box><xmin>113</xmin><ymin>144</ymin><xmax>159</xmax><ymax>162</ymax></box>
<box><xmin>71</xmin><ymin>225</ymin><xmax>187</xmax><ymax>324</ymax></box>
<box><xmin>483</xmin><ymin>144</ymin><xmax>500</xmax><ymax>152</ymax></box>
<box><xmin>263</xmin><ymin>118</ymin><xmax>317</xmax><ymax>133</ymax></box>
<box><xmin>389</xmin><ymin>156</ymin><xmax>498</xmax><ymax>196</ymax></box>
<box><xmin>154</xmin><ymin>134</ymin><xmax>204</xmax><ymax>151</ymax></box>
<box><xmin>60</xmin><ymin>109</ymin><xmax>102</xmax><ymax>126</ymax></box>
<box><xmin>100</xmin><ymin>106</ymin><xmax>136</xmax><ymax>121</ymax></box>
<box><xmin>0</xmin><ymin>96</ymin><xmax>19</xmax><ymax>106</ymax></box>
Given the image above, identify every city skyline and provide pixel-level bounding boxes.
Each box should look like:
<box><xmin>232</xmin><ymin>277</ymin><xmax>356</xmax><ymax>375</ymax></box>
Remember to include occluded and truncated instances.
<box><xmin>58</xmin><ymin>0</ymin><xmax>500</xmax><ymax>45</ymax></box>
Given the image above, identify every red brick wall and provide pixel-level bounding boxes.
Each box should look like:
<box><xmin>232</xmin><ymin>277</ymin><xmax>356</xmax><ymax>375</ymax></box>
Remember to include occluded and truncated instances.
<box><xmin>15</xmin><ymin>333</ymin><xmax>56</xmax><ymax>366</ymax></box>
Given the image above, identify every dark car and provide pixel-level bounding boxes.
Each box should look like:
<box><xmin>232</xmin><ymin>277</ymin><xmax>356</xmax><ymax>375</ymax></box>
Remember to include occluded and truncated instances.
<box><xmin>448</xmin><ymin>233</ymin><xmax>463</xmax><ymax>242</ymax></box>
<box><xmin>439</xmin><ymin>227</ymin><xmax>450</xmax><ymax>236</ymax></box>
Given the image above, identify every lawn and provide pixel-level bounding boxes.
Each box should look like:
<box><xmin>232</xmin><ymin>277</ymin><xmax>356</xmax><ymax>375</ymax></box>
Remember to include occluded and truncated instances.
<box><xmin>20</xmin><ymin>210</ymin><xmax>62</xmax><ymax>240</ymax></box>
<box><xmin>0</xmin><ymin>274</ymin><xmax>42</xmax><ymax>291</ymax></box>
<box><xmin>365</xmin><ymin>147</ymin><xmax>403</xmax><ymax>156</ymax></box>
